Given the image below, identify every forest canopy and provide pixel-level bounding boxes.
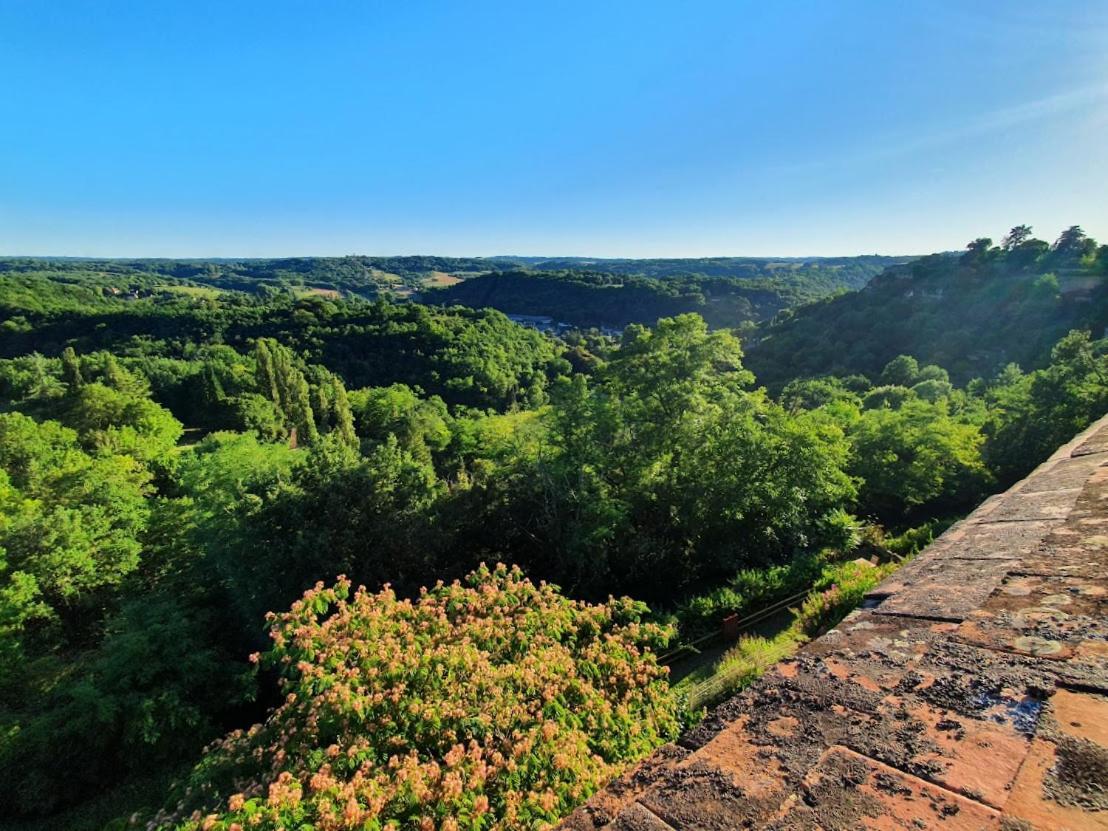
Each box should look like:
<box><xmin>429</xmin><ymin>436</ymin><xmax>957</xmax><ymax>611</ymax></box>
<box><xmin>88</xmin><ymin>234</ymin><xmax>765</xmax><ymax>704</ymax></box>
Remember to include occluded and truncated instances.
<box><xmin>747</xmin><ymin>225</ymin><xmax>1108</xmax><ymax>388</ymax></box>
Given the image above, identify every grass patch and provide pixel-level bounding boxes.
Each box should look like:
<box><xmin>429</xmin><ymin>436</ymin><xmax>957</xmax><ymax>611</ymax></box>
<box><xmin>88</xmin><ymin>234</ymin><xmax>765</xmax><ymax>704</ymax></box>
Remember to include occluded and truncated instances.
<box><xmin>423</xmin><ymin>270</ymin><xmax>463</xmax><ymax>287</ymax></box>
<box><xmin>155</xmin><ymin>284</ymin><xmax>223</xmax><ymax>299</ymax></box>
<box><xmin>674</xmin><ymin>558</ymin><xmax>900</xmax><ymax>713</ymax></box>
<box><xmin>884</xmin><ymin>516</ymin><xmax>957</xmax><ymax>557</ymax></box>
<box><xmin>680</xmin><ymin>632</ymin><xmax>803</xmax><ymax>712</ymax></box>
<box><xmin>291</xmin><ymin>286</ymin><xmax>342</xmax><ymax>299</ymax></box>
<box><xmin>673</xmin><ymin>553</ymin><xmax>824</xmax><ymax>641</ymax></box>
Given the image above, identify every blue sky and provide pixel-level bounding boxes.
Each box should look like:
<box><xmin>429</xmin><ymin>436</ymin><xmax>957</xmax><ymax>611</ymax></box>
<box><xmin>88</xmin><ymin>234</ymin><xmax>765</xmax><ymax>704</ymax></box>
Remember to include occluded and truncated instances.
<box><xmin>1</xmin><ymin>1</ymin><xmax>1106</xmax><ymax>257</ymax></box>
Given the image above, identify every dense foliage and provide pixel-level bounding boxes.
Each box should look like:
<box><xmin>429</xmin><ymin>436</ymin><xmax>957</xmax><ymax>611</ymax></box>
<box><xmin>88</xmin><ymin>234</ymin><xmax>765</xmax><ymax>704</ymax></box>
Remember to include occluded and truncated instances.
<box><xmin>748</xmin><ymin>226</ymin><xmax>1108</xmax><ymax>389</ymax></box>
<box><xmin>0</xmin><ymin>256</ymin><xmax>511</xmax><ymax>299</ymax></box>
<box><xmin>476</xmin><ymin>315</ymin><xmax>857</xmax><ymax>599</ymax></box>
<box><xmin>0</xmin><ymin>286</ymin><xmax>566</xmax><ymax>412</ymax></box>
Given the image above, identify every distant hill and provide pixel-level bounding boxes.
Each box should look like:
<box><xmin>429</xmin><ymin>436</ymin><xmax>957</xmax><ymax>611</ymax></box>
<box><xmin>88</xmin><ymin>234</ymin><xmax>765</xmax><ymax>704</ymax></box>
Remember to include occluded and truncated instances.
<box><xmin>488</xmin><ymin>254</ymin><xmax>906</xmax><ymax>288</ymax></box>
<box><xmin>427</xmin><ymin>271</ymin><xmax>773</xmax><ymax>331</ymax></box>
<box><xmin>0</xmin><ymin>254</ymin><xmax>907</xmax><ymax>315</ymax></box>
<box><xmin>0</xmin><ymin>256</ymin><xmax>510</xmax><ymax>299</ymax></box>
<box><xmin>745</xmin><ymin>227</ymin><xmax>1108</xmax><ymax>389</ymax></box>
<box><xmin>429</xmin><ymin>255</ymin><xmax>910</xmax><ymax>330</ymax></box>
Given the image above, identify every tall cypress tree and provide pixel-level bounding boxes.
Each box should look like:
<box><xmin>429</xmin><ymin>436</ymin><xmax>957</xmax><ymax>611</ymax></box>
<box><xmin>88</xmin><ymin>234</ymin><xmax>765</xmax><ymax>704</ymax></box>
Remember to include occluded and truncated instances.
<box><xmin>310</xmin><ymin>369</ymin><xmax>334</xmax><ymax>433</ymax></box>
<box><xmin>200</xmin><ymin>364</ymin><xmax>226</xmax><ymax>410</ymax></box>
<box><xmin>101</xmin><ymin>355</ymin><xmax>146</xmax><ymax>396</ymax></box>
<box><xmin>256</xmin><ymin>338</ymin><xmax>320</xmax><ymax>445</ymax></box>
<box><xmin>291</xmin><ymin>371</ymin><xmax>319</xmax><ymax>445</ymax></box>
<box><xmin>254</xmin><ymin>339</ymin><xmax>280</xmax><ymax>404</ymax></box>
<box><xmin>61</xmin><ymin>346</ymin><xmax>83</xmax><ymax>392</ymax></box>
<box><xmin>271</xmin><ymin>344</ymin><xmax>295</xmax><ymax>415</ymax></box>
<box><xmin>331</xmin><ymin>377</ymin><xmax>357</xmax><ymax>448</ymax></box>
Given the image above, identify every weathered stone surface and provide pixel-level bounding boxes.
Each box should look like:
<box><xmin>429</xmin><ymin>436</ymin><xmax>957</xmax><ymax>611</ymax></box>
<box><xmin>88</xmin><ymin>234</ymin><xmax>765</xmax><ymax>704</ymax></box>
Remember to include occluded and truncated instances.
<box><xmin>1070</xmin><ymin>430</ymin><xmax>1108</xmax><ymax>457</ymax></box>
<box><xmin>639</xmin><ymin>760</ymin><xmax>780</xmax><ymax>830</ymax></box>
<box><xmin>1017</xmin><ymin>455</ymin><xmax>1106</xmax><ymax>494</ymax></box>
<box><xmin>1002</xmin><ymin>739</ymin><xmax>1108</xmax><ymax>830</ymax></box>
<box><xmin>809</xmin><ymin>609</ymin><xmax>950</xmax><ymax>658</ymax></box>
<box><xmin>932</xmin><ymin>519</ymin><xmax>1064</xmax><ymax>561</ymax></box>
<box><xmin>873</xmin><ymin>557</ymin><xmax>1017</xmax><ymax>621</ymax></box>
<box><xmin>681</xmin><ymin>715</ymin><xmax>793</xmax><ymax>810</ymax></box>
<box><xmin>1066</xmin><ymin>465</ymin><xmax>1108</xmax><ymax>519</ymax></box>
<box><xmin>972</xmin><ymin>488</ymin><xmax>1084</xmax><ymax>523</ymax></box>
<box><xmin>606</xmin><ymin>803</ymin><xmax>675</xmax><ymax>831</ymax></box>
<box><xmin>1047</xmin><ymin>689</ymin><xmax>1108</xmax><ymax>747</ymax></box>
<box><xmin>755</xmin><ymin>654</ymin><xmax>1036</xmax><ymax>806</ymax></box>
<box><xmin>954</xmin><ymin>573</ymin><xmax>1108</xmax><ymax>690</ymax></box>
<box><xmin>770</xmin><ymin>747</ymin><xmax>1001</xmax><ymax>830</ymax></box>
<box><xmin>1015</xmin><ymin>537</ymin><xmax>1108</xmax><ymax>578</ymax></box>
<box><xmin>560</xmin><ymin>415</ymin><xmax>1108</xmax><ymax>831</ymax></box>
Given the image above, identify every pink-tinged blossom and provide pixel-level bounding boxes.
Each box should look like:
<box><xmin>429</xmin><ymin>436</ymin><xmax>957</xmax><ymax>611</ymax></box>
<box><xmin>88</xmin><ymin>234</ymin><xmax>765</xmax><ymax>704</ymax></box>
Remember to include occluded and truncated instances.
<box><xmin>149</xmin><ymin>563</ymin><xmax>678</xmax><ymax>831</ymax></box>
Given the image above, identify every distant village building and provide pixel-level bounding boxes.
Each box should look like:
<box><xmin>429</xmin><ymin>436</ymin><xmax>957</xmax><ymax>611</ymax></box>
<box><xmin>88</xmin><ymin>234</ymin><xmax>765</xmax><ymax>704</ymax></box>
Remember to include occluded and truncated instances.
<box><xmin>506</xmin><ymin>314</ymin><xmax>555</xmax><ymax>326</ymax></box>
<box><xmin>506</xmin><ymin>313</ymin><xmax>559</xmax><ymax>334</ymax></box>
<box><xmin>506</xmin><ymin>312</ymin><xmax>622</xmax><ymax>339</ymax></box>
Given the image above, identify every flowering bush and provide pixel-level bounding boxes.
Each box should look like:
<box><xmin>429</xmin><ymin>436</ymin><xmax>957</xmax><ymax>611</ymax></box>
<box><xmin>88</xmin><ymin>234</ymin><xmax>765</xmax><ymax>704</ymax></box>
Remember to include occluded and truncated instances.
<box><xmin>151</xmin><ymin>563</ymin><xmax>678</xmax><ymax>831</ymax></box>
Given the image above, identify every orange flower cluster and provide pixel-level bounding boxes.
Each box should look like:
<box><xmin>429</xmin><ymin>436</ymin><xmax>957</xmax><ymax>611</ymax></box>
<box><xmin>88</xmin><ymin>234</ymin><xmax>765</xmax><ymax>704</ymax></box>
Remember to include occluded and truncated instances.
<box><xmin>150</xmin><ymin>564</ymin><xmax>678</xmax><ymax>831</ymax></box>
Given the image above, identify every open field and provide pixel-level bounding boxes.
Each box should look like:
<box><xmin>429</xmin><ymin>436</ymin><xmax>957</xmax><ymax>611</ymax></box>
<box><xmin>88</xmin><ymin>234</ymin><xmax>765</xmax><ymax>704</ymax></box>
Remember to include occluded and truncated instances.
<box><xmin>423</xmin><ymin>270</ymin><xmax>464</xmax><ymax>287</ymax></box>
<box><xmin>154</xmin><ymin>284</ymin><xmax>224</xmax><ymax>299</ymax></box>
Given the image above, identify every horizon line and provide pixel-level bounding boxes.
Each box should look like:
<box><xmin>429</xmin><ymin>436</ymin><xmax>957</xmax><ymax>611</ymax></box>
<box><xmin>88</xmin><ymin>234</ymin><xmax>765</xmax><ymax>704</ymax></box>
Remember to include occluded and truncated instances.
<box><xmin>0</xmin><ymin>250</ymin><xmax>930</xmax><ymax>262</ymax></box>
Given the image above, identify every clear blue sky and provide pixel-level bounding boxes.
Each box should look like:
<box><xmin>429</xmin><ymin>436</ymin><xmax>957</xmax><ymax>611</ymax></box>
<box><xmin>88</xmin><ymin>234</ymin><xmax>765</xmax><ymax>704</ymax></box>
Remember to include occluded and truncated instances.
<box><xmin>1</xmin><ymin>1</ymin><xmax>1106</xmax><ymax>257</ymax></box>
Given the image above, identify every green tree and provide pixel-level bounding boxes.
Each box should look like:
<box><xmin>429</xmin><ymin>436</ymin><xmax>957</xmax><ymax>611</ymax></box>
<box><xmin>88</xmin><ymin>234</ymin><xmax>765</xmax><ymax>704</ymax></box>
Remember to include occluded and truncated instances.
<box><xmin>1002</xmin><ymin>224</ymin><xmax>1033</xmax><ymax>250</ymax></box>
<box><xmin>0</xmin><ymin>413</ymin><xmax>151</xmax><ymax>631</ymax></box>
<box><xmin>780</xmin><ymin>377</ymin><xmax>860</xmax><ymax>413</ymax></box>
<box><xmin>329</xmin><ymin>376</ymin><xmax>357</xmax><ymax>448</ymax></box>
<box><xmin>196</xmin><ymin>435</ymin><xmax>439</xmax><ymax>629</ymax></box>
<box><xmin>985</xmin><ymin>330</ymin><xmax>1108</xmax><ymax>483</ymax></box>
<box><xmin>501</xmin><ymin>315</ymin><xmax>856</xmax><ymax>598</ymax></box>
<box><xmin>308</xmin><ymin>365</ymin><xmax>334</xmax><ymax>433</ymax></box>
<box><xmin>962</xmin><ymin>237</ymin><xmax>995</xmax><ymax>266</ymax></box>
<box><xmin>253</xmin><ymin>338</ymin><xmax>279</xmax><ymax>403</ymax></box>
<box><xmin>862</xmin><ymin>385</ymin><xmax>912</xmax><ymax>409</ymax></box>
<box><xmin>286</xmin><ymin>368</ymin><xmax>318</xmax><ymax>446</ymax></box>
<box><xmin>349</xmin><ymin>383</ymin><xmax>452</xmax><ymax>460</ymax></box>
<box><xmin>63</xmin><ymin>383</ymin><xmax>184</xmax><ymax>462</ymax></box>
<box><xmin>101</xmin><ymin>354</ymin><xmax>149</xmax><ymax>397</ymax></box>
<box><xmin>254</xmin><ymin>338</ymin><xmax>319</xmax><ymax>445</ymax></box>
<box><xmin>879</xmin><ymin>354</ymin><xmax>920</xmax><ymax>387</ymax></box>
<box><xmin>231</xmin><ymin>393</ymin><xmax>286</xmax><ymax>441</ymax></box>
<box><xmin>911</xmin><ymin>378</ymin><xmax>953</xmax><ymax>402</ymax></box>
<box><xmin>1051</xmin><ymin>225</ymin><xmax>1096</xmax><ymax>265</ymax></box>
<box><xmin>848</xmin><ymin>399</ymin><xmax>989</xmax><ymax>522</ymax></box>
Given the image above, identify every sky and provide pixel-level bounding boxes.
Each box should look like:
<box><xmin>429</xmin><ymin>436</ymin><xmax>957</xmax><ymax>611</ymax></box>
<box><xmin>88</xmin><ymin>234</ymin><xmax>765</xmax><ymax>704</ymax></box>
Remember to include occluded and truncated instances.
<box><xmin>1</xmin><ymin>0</ymin><xmax>1107</xmax><ymax>258</ymax></box>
